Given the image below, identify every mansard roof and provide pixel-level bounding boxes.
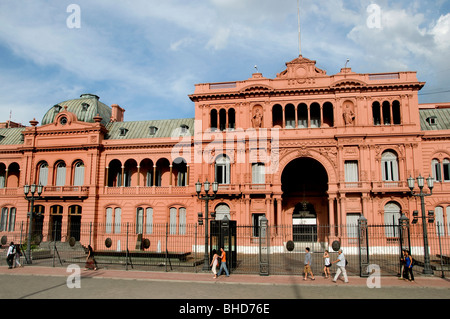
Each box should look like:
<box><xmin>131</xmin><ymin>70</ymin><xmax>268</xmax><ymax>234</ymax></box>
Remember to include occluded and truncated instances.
<box><xmin>0</xmin><ymin>127</ymin><xmax>25</xmax><ymax>145</ymax></box>
<box><xmin>420</xmin><ymin>106</ymin><xmax>450</xmax><ymax>130</ymax></box>
<box><xmin>105</xmin><ymin>118</ymin><xmax>195</xmax><ymax>140</ymax></box>
<box><xmin>41</xmin><ymin>94</ymin><xmax>112</xmax><ymax>126</ymax></box>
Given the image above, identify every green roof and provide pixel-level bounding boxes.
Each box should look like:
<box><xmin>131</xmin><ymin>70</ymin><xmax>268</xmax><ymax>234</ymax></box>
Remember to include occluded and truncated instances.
<box><xmin>105</xmin><ymin>118</ymin><xmax>195</xmax><ymax>140</ymax></box>
<box><xmin>41</xmin><ymin>94</ymin><xmax>112</xmax><ymax>126</ymax></box>
<box><xmin>0</xmin><ymin>127</ymin><xmax>25</xmax><ymax>145</ymax></box>
<box><xmin>420</xmin><ymin>108</ymin><xmax>450</xmax><ymax>131</ymax></box>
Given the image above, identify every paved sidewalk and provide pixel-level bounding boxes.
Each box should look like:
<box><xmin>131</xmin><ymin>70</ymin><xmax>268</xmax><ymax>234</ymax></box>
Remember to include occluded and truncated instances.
<box><xmin>1</xmin><ymin>265</ymin><xmax>449</xmax><ymax>289</ymax></box>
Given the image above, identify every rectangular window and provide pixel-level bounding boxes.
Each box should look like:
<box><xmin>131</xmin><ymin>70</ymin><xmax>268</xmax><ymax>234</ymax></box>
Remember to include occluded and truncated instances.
<box><xmin>346</xmin><ymin>213</ymin><xmax>360</xmax><ymax>238</ymax></box>
<box><xmin>114</xmin><ymin>208</ymin><xmax>121</xmax><ymax>233</ymax></box>
<box><xmin>179</xmin><ymin>208</ymin><xmax>186</xmax><ymax>235</ymax></box>
<box><xmin>1</xmin><ymin>207</ymin><xmax>8</xmax><ymax>231</ymax></box>
<box><xmin>146</xmin><ymin>208</ymin><xmax>153</xmax><ymax>234</ymax></box>
<box><xmin>169</xmin><ymin>207</ymin><xmax>177</xmax><ymax>235</ymax></box>
<box><xmin>252</xmin><ymin>214</ymin><xmax>265</xmax><ymax>237</ymax></box>
<box><xmin>8</xmin><ymin>208</ymin><xmax>15</xmax><ymax>232</ymax></box>
<box><xmin>435</xmin><ymin>207</ymin><xmax>445</xmax><ymax>236</ymax></box>
<box><xmin>136</xmin><ymin>207</ymin><xmax>144</xmax><ymax>234</ymax></box>
<box><xmin>443</xmin><ymin>159</ymin><xmax>450</xmax><ymax>182</ymax></box>
<box><xmin>432</xmin><ymin>159</ymin><xmax>442</xmax><ymax>182</ymax></box>
<box><xmin>106</xmin><ymin>208</ymin><xmax>113</xmax><ymax>234</ymax></box>
<box><xmin>252</xmin><ymin>163</ymin><xmax>265</xmax><ymax>184</ymax></box>
<box><xmin>344</xmin><ymin>161</ymin><xmax>359</xmax><ymax>187</ymax></box>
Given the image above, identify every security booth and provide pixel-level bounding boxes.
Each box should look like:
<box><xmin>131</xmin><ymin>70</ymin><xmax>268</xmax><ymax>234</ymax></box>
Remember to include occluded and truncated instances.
<box><xmin>210</xmin><ymin>216</ymin><xmax>237</xmax><ymax>270</ymax></box>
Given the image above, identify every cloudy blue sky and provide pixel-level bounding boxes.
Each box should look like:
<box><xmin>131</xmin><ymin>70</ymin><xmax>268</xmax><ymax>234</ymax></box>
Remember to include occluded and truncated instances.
<box><xmin>0</xmin><ymin>0</ymin><xmax>449</xmax><ymax>125</ymax></box>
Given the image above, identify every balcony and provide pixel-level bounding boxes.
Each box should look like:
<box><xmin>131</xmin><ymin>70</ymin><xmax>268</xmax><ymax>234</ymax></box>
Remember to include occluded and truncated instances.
<box><xmin>339</xmin><ymin>181</ymin><xmax>409</xmax><ymax>194</ymax></box>
<box><xmin>42</xmin><ymin>186</ymin><xmax>90</xmax><ymax>199</ymax></box>
<box><xmin>0</xmin><ymin>187</ymin><xmax>20</xmax><ymax>196</ymax></box>
<box><xmin>371</xmin><ymin>181</ymin><xmax>409</xmax><ymax>194</ymax></box>
<box><xmin>103</xmin><ymin>186</ymin><xmax>190</xmax><ymax>196</ymax></box>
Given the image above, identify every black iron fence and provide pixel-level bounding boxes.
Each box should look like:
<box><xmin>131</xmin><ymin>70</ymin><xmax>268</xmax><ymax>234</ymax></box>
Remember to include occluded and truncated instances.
<box><xmin>1</xmin><ymin>221</ymin><xmax>449</xmax><ymax>277</ymax></box>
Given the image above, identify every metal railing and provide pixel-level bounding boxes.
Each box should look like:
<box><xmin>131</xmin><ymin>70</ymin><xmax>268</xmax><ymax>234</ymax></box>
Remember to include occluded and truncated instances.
<box><xmin>0</xmin><ymin>221</ymin><xmax>449</xmax><ymax>277</ymax></box>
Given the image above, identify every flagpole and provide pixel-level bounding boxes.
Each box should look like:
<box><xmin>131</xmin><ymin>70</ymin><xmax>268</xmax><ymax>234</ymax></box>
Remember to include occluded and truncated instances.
<box><xmin>297</xmin><ymin>0</ymin><xmax>301</xmax><ymax>56</ymax></box>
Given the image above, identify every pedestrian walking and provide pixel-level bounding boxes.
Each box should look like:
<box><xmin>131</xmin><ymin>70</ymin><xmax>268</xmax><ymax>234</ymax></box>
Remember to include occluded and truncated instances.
<box><xmin>399</xmin><ymin>250</ymin><xmax>406</xmax><ymax>280</ymax></box>
<box><xmin>217</xmin><ymin>247</ymin><xmax>230</xmax><ymax>277</ymax></box>
<box><xmin>332</xmin><ymin>249</ymin><xmax>348</xmax><ymax>283</ymax></box>
<box><xmin>84</xmin><ymin>245</ymin><xmax>98</xmax><ymax>270</ymax></box>
<box><xmin>303</xmin><ymin>247</ymin><xmax>315</xmax><ymax>280</ymax></box>
<box><xmin>6</xmin><ymin>242</ymin><xmax>16</xmax><ymax>269</ymax></box>
<box><xmin>210</xmin><ymin>249</ymin><xmax>219</xmax><ymax>279</ymax></box>
<box><xmin>323</xmin><ymin>250</ymin><xmax>331</xmax><ymax>278</ymax></box>
<box><xmin>404</xmin><ymin>250</ymin><xmax>415</xmax><ymax>282</ymax></box>
<box><xmin>14</xmin><ymin>245</ymin><xmax>23</xmax><ymax>268</ymax></box>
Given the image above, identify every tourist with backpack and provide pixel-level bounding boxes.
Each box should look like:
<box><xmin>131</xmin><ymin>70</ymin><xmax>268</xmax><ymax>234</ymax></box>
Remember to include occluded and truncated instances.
<box><xmin>6</xmin><ymin>242</ymin><xmax>16</xmax><ymax>269</ymax></box>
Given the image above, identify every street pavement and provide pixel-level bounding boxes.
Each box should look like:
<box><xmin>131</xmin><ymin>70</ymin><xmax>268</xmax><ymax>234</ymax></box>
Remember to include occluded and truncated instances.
<box><xmin>0</xmin><ymin>265</ymin><xmax>448</xmax><ymax>296</ymax></box>
<box><xmin>0</xmin><ymin>265</ymin><xmax>448</xmax><ymax>317</ymax></box>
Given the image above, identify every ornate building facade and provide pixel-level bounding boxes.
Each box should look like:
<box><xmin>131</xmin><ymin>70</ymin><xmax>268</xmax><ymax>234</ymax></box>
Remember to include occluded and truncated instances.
<box><xmin>1</xmin><ymin>56</ymin><xmax>450</xmax><ymax>245</ymax></box>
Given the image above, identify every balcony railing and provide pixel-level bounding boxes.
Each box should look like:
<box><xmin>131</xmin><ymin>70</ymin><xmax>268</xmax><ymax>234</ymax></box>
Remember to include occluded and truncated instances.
<box><xmin>43</xmin><ymin>186</ymin><xmax>90</xmax><ymax>198</ymax></box>
<box><xmin>103</xmin><ymin>186</ymin><xmax>190</xmax><ymax>195</ymax></box>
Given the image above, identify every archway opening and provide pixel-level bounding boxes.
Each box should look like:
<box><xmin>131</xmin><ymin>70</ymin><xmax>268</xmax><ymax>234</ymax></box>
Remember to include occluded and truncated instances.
<box><xmin>281</xmin><ymin>157</ymin><xmax>328</xmax><ymax>242</ymax></box>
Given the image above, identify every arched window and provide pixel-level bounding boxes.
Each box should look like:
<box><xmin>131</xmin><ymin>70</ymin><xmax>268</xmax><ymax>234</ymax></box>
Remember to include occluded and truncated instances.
<box><xmin>444</xmin><ymin>159</ymin><xmax>450</xmax><ymax>182</ymax></box>
<box><xmin>432</xmin><ymin>159</ymin><xmax>441</xmax><ymax>182</ymax></box>
<box><xmin>106</xmin><ymin>207</ymin><xmax>121</xmax><ymax>234</ymax></box>
<box><xmin>322</xmin><ymin>102</ymin><xmax>334</xmax><ymax>127</ymax></box>
<box><xmin>169</xmin><ymin>207</ymin><xmax>187</xmax><ymax>235</ymax></box>
<box><xmin>215</xmin><ymin>155</ymin><xmax>230</xmax><ymax>184</ymax></box>
<box><xmin>228</xmin><ymin>108</ymin><xmax>235</xmax><ymax>130</ymax></box>
<box><xmin>146</xmin><ymin>207</ymin><xmax>153</xmax><ymax>234</ymax></box>
<box><xmin>38</xmin><ymin>162</ymin><xmax>49</xmax><ymax>186</ymax></box>
<box><xmin>382</xmin><ymin>101</ymin><xmax>391</xmax><ymax>125</ymax></box>
<box><xmin>210</xmin><ymin>109</ymin><xmax>218</xmax><ymax>130</ymax></box>
<box><xmin>55</xmin><ymin>162</ymin><xmax>66</xmax><ymax>186</ymax></box>
<box><xmin>435</xmin><ymin>206</ymin><xmax>445</xmax><ymax>236</ymax></box>
<box><xmin>0</xmin><ymin>164</ymin><xmax>5</xmax><ymax>188</ymax></box>
<box><xmin>272</xmin><ymin>104</ymin><xmax>283</xmax><ymax>127</ymax></box>
<box><xmin>384</xmin><ymin>202</ymin><xmax>401</xmax><ymax>237</ymax></box>
<box><xmin>285</xmin><ymin>104</ymin><xmax>295</xmax><ymax>128</ymax></box>
<box><xmin>0</xmin><ymin>207</ymin><xmax>16</xmax><ymax>232</ymax></box>
<box><xmin>73</xmin><ymin>161</ymin><xmax>85</xmax><ymax>186</ymax></box>
<box><xmin>297</xmin><ymin>103</ymin><xmax>308</xmax><ymax>128</ymax></box>
<box><xmin>219</xmin><ymin>109</ymin><xmax>227</xmax><ymax>131</ymax></box>
<box><xmin>215</xmin><ymin>204</ymin><xmax>231</xmax><ymax>221</ymax></box>
<box><xmin>381</xmin><ymin>151</ymin><xmax>399</xmax><ymax>181</ymax></box>
<box><xmin>136</xmin><ymin>207</ymin><xmax>144</xmax><ymax>234</ymax></box>
<box><xmin>392</xmin><ymin>100</ymin><xmax>401</xmax><ymax>124</ymax></box>
<box><xmin>310</xmin><ymin>103</ymin><xmax>321</xmax><ymax>128</ymax></box>
<box><xmin>372</xmin><ymin>101</ymin><xmax>381</xmax><ymax>125</ymax></box>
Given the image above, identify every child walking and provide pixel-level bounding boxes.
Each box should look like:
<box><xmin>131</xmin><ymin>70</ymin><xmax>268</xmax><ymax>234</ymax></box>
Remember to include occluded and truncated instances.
<box><xmin>323</xmin><ymin>250</ymin><xmax>331</xmax><ymax>278</ymax></box>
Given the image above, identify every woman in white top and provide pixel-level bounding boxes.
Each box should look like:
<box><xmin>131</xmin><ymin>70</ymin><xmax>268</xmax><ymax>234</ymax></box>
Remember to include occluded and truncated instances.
<box><xmin>210</xmin><ymin>250</ymin><xmax>219</xmax><ymax>279</ymax></box>
<box><xmin>323</xmin><ymin>250</ymin><xmax>331</xmax><ymax>278</ymax></box>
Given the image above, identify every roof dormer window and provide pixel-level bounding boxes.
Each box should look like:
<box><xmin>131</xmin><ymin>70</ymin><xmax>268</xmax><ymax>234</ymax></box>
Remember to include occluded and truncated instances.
<box><xmin>180</xmin><ymin>124</ymin><xmax>189</xmax><ymax>135</ymax></box>
<box><xmin>119</xmin><ymin>128</ymin><xmax>128</xmax><ymax>136</ymax></box>
<box><xmin>81</xmin><ymin>103</ymin><xmax>90</xmax><ymax>111</ymax></box>
<box><xmin>427</xmin><ymin>116</ymin><xmax>438</xmax><ymax>126</ymax></box>
<box><xmin>149</xmin><ymin>126</ymin><xmax>158</xmax><ymax>136</ymax></box>
<box><xmin>54</xmin><ymin>104</ymin><xmax>62</xmax><ymax>113</ymax></box>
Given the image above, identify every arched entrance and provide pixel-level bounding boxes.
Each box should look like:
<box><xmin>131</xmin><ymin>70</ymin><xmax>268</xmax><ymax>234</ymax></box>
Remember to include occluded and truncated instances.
<box><xmin>281</xmin><ymin>157</ymin><xmax>328</xmax><ymax>242</ymax></box>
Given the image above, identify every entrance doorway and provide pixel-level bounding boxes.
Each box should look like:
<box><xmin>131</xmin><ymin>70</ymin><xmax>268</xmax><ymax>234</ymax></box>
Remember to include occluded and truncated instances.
<box><xmin>292</xmin><ymin>202</ymin><xmax>317</xmax><ymax>242</ymax></box>
<box><xmin>69</xmin><ymin>205</ymin><xmax>82</xmax><ymax>241</ymax></box>
<box><xmin>281</xmin><ymin>157</ymin><xmax>328</xmax><ymax>242</ymax></box>
<box><xmin>50</xmin><ymin>205</ymin><xmax>63</xmax><ymax>241</ymax></box>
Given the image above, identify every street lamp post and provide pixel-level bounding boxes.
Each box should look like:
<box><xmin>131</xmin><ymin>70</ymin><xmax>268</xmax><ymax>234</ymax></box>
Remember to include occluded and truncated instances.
<box><xmin>196</xmin><ymin>180</ymin><xmax>218</xmax><ymax>271</ymax></box>
<box><xmin>407</xmin><ymin>175</ymin><xmax>434</xmax><ymax>275</ymax></box>
<box><xmin>24</xmin><ymin>184</ymin><xmax>43</xmax><ymax>264</ymax></box>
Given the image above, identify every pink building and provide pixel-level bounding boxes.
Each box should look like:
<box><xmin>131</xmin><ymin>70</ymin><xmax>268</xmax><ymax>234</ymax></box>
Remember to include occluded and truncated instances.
<box><xmin>1</xmin><ymin>56</ymin><xmax>450</xmax><ymax>250</ymax></box>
